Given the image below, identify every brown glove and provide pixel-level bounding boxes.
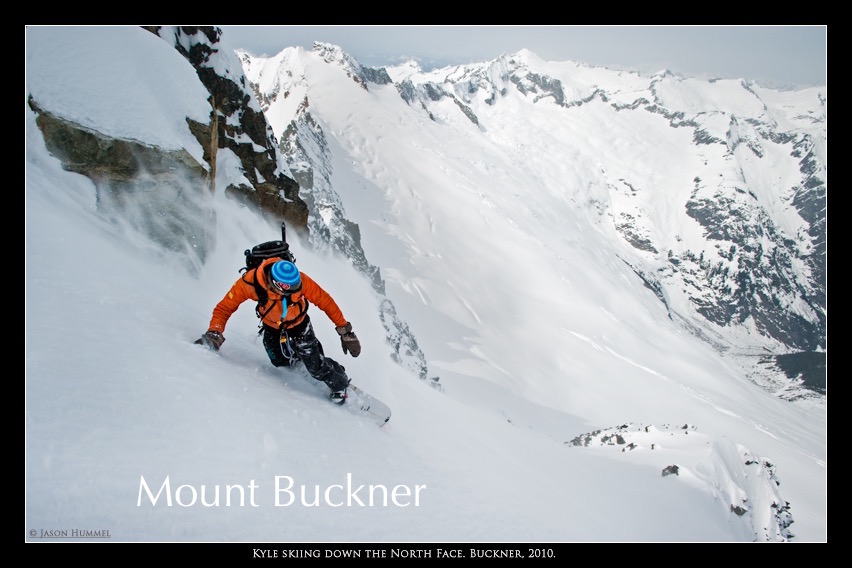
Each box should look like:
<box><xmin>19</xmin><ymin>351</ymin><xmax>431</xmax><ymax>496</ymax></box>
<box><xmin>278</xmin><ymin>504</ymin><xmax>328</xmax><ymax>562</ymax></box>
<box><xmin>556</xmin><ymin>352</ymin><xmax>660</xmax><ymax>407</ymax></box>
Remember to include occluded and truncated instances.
<box><xmin>195</xmin><ymin>330</ymin><xmax>225</xmax><ymax>351</ymax></box>
<box><xmin>336</xmin><ymin>322</ymin><xmax>361</xmax><ymax>357</ymax></box>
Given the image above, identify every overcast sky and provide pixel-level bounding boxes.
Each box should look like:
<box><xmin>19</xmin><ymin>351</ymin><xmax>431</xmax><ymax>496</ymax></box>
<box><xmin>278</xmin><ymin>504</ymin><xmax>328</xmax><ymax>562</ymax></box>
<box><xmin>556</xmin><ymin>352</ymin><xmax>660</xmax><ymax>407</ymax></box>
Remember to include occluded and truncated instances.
<box><xmin>218</xmin><ymin>25</ymin><xmax>827</xmax><ymax>90</ymax></box>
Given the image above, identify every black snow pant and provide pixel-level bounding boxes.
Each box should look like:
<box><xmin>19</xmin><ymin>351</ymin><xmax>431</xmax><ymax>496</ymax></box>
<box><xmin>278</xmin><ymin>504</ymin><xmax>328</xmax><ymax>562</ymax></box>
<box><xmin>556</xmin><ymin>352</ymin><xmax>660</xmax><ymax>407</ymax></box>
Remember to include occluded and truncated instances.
<box><xmin>262</xmin><ymin>316</ymin><xmax>350</xmax><ymax>392</ymax></box>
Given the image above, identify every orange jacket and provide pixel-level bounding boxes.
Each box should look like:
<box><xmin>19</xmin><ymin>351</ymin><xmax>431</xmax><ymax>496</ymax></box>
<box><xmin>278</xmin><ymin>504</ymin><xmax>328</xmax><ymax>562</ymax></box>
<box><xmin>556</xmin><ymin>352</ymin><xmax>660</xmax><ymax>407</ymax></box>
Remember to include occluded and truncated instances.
<box><xmin>207</xmin><ymin>258</ymin><xmax>347</xmax><ymax>334</ymax></box>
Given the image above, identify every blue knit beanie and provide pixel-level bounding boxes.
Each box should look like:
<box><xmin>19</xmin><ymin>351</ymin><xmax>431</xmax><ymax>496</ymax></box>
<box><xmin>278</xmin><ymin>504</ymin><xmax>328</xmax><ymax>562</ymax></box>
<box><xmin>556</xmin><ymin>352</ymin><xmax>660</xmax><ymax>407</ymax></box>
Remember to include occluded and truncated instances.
<box><xmin>270</xmin><ymin>261</ymin><xmax>301</xmax><ymax>293</ymax></box>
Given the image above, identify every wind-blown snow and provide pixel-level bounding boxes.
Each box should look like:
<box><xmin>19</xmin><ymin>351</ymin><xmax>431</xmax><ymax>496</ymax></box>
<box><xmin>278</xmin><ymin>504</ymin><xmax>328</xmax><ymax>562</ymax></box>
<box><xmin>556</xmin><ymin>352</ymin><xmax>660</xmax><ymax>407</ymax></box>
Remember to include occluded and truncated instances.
<box><xmin>25</xmin><ymin>26</ymin><xmax>826</xmax><ymax>544</ymax></box>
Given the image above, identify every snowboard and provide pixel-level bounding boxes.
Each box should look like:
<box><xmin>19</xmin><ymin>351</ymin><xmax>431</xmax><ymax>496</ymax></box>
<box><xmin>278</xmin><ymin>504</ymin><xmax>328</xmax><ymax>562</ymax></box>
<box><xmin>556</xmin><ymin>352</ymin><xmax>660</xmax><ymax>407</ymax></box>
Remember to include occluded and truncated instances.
<box><xmin>343</xmin><ymin>384</ymin><xmax>392</xmax><ymax>427</ymax></box>
<box><xmin>191</xmin><ymin>339</ymin><xmax>390</xmax><ymax>426</ymax></box>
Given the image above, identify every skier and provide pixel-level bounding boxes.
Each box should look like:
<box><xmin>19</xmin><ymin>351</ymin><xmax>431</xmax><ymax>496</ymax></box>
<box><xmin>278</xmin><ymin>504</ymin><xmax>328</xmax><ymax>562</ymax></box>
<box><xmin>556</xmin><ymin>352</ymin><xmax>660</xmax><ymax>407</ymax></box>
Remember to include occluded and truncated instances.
<box><xmin>196</xmin><ymin>258</ymin><xmax>361</xmax><ymax>404</ymax></box>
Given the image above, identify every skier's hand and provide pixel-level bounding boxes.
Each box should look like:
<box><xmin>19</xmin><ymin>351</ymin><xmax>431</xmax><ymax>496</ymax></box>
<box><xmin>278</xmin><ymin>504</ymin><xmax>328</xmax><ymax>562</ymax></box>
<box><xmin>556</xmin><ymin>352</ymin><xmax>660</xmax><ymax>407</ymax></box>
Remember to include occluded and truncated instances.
<box><xmin>341</xmin><ymin>332</ymin><xmax>361</xmax><ymax>357</ymax></box>
<box><xmin>336</xmin><ymin>323</ymin><xmax>361</xmax><ymax>357</ymax></box>
<box><xmin>195</xmin><ymin>330</ymin><xmax>225</xmax><ymax>351</ymax></box>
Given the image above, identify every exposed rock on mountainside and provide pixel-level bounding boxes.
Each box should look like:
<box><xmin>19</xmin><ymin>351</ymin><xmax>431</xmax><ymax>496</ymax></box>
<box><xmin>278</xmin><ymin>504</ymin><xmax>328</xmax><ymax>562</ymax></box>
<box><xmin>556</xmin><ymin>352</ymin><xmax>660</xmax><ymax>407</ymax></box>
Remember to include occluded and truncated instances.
<box><xmin>145</xmin><ymin>26</ymin><xmax>308</xmax><ymax>232</ymax></box>
<box><xmin>28</xmin><ymin>26</ymin><xmax>309</xmax><ymax>270</ymax></box>
<box><xmin>28</xmin><ymin>97</ymin><xmax>213</xmax><ymax>265</ymax></box>
<box><xmin>242</xmin><ymin>43</ymin><xmax>436</xmax><ymax>384</ymax></box>
<box><xmin>383</xmin><ymin>52</ymin><xmax>826</xmax><ymax>397</ymax></box>
<box><xmin>566</xmin><ymin>422</ymin><xmax>795</xmax><ymax>541</ymax></box>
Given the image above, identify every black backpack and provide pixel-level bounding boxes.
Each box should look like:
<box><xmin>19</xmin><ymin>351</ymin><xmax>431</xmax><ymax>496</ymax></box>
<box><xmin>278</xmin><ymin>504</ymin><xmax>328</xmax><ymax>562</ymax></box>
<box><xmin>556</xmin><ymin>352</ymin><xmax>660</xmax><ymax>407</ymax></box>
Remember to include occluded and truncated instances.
<box><xmin>240</xmin><ymin>222</ymin><xmax>297</xmax><ymax>320</ymax></box>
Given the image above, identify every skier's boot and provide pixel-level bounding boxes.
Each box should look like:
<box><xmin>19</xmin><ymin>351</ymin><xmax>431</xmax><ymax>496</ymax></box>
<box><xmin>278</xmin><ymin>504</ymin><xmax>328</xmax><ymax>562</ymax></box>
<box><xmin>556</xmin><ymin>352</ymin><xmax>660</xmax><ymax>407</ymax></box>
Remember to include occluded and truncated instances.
<box><xmin>329</xmin><ymin>378</ymin><xmax>351</xmax><ymax>405</ymax></box>
<box><xmin>330</xmin><ymin>389</ymin><xmax>347</xmax><ymax>405</ymax></box>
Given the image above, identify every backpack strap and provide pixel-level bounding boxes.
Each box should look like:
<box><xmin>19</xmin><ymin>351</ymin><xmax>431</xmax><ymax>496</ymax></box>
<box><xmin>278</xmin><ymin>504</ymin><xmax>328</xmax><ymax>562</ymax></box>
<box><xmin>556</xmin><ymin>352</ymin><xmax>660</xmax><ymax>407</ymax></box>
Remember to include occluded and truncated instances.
<box><xmin>241</xmin><ymin>266</ymin><xmax>279</xmax><ymax>327</ymax></box>
<box><xmin>281</xmin><ymin>294</ymin><xmax>308</xmax><ymax>327</ymax></box>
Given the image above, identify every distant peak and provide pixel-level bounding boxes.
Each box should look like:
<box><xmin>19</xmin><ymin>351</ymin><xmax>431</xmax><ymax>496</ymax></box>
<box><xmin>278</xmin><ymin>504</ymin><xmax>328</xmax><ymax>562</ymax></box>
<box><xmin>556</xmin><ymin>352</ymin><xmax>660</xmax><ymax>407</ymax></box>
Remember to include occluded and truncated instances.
<box><xmin>312</xmin><ymin>41</ymin><xmax>347</xmax><ymax>61</ymax></box>
<box><xmin>312</xmin><ymin>41</ymin><xmax>342</xmax><ymax>55</ymax></box>
<box><xmin>508</xmin><ymin>48</ymin><xmax>543</xmax><ymax>64</ymax></box>
<box><xmin>397</xmin><ymin>59</ymin><xmax>423</xmax><ymax>72</ymax></box>
<box><xmin>311</xmin><ymin>42</ymin><xmax>362</xmax><ymax>70</ymax></box>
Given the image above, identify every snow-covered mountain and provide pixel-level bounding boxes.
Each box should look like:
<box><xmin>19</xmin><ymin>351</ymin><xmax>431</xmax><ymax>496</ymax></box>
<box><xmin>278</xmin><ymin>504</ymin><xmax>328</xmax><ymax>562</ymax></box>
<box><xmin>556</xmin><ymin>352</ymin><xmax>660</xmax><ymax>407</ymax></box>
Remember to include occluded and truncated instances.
<box><xmin>25</xmin><ymin>26</ymin><xmax>826</xmax><ymax>544</ymax></box>
<box><xmin>240</xmin><ymin>42</ymin><xmax>826</xmax><ymax>402</ymax></box>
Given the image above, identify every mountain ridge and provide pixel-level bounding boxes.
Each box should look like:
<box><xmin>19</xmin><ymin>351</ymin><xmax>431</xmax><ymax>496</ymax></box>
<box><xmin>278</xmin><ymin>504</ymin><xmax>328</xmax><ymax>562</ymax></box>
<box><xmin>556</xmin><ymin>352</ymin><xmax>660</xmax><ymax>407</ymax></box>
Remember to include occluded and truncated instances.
<box><xmin>241</xmin><ymin>41</ymin><xmax>826</xmax><ymax>400</ymax></box>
